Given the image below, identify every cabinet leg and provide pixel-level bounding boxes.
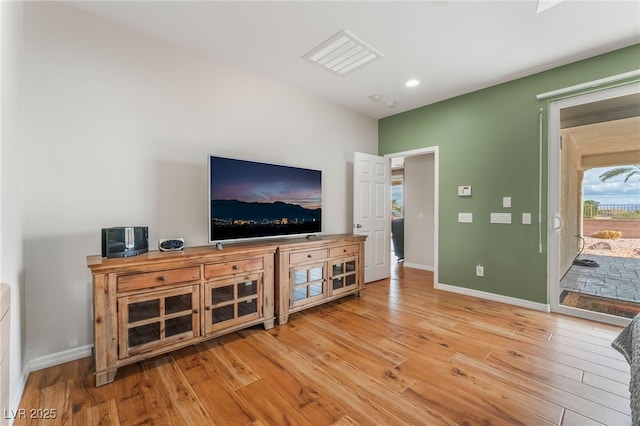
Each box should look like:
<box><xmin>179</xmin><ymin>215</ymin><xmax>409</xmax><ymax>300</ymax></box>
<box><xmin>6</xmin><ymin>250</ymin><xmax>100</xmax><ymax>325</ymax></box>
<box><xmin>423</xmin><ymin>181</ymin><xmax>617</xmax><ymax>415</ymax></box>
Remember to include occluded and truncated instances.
<box><xmin>277</xmin><ymin>313</ymin><xmax>289</xmax><ymax>326</ymax></box>
<box><xmin>263</xmin><ymin>318</ymin><xmax>275</xmax><ymax>330</ymax></box>
<box><xmin>95</xmin><ymin>369</ymin><xmax>117</xmax><ymax>387</ymax></box>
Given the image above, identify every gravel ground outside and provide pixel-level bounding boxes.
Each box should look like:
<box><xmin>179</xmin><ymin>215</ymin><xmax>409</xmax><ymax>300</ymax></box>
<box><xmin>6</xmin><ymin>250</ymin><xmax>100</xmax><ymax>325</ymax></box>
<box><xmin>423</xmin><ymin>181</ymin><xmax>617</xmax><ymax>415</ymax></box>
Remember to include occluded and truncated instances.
<box><xmin>581</xmin><ymin>236</ymin><xmax>640</xmax><ymax>259</ymax></box>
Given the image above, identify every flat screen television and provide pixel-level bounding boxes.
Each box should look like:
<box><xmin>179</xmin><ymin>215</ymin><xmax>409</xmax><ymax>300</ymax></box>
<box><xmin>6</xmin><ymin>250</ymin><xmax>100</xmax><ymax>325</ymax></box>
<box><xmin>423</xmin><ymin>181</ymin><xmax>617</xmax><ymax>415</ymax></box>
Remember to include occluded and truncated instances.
<box><xmin>208</xmin><ymin>155</ymin><xmax>322</xmax><ymax>243</ymax></box>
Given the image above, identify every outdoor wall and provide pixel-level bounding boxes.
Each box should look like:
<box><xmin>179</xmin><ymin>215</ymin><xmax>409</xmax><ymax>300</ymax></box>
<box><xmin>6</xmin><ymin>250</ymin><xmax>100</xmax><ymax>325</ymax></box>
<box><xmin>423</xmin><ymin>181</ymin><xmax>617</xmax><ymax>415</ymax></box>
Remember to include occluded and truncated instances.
<box><xmin>584</xmin><ymin>219</ymin><xmax>640</xmax><ymax>239</ymax></box>
<box><xmin>379</xmin><ymin>44</ymin><xmax>640</xmax><ymax>304</ymax></box>
<box><xmin>560</xmin><ymin>130</ymin><xmax>582</xmax><ymax>275</ymax></box>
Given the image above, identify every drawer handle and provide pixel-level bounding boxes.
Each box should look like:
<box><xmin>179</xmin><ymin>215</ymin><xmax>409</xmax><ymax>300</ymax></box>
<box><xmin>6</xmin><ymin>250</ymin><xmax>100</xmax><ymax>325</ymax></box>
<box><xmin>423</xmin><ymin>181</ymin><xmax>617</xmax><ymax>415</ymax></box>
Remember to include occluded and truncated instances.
<box><xmin>232</xmin><ymin>265</ymin><xmax>239</xmax><ymax>270</ymax></box>
<box><xmin>205</xmin><ymin>306</ymin><xmax>212</xmax><ymax>311</ymax></box>
<box><xmin>193</xmin><ymin>309</ymin><xmax>199</xmax><ymax>314</ymax></box>
<box><xmin>158</xmin><ymin>276</ymin><xmax>167</xmax><ymax>281</ymax></box>
<box><xmin>307</xmin><ymin>254</ymin><xmax>312</xmax><ymax>258</ymax></box>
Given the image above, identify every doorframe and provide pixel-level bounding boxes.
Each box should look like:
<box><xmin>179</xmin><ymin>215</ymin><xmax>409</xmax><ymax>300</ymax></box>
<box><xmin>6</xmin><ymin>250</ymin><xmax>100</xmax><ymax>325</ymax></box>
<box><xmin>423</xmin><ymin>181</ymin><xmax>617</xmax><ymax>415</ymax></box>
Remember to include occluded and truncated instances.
<box><xmin>548</xmin><ymin>82</ymin><xmax>639</xmax><ymax>326</ymax></box>
<box><xmin>385</xmin><ymin>146</ymin><xmax>439</xmax><ymax>287</ymax></box>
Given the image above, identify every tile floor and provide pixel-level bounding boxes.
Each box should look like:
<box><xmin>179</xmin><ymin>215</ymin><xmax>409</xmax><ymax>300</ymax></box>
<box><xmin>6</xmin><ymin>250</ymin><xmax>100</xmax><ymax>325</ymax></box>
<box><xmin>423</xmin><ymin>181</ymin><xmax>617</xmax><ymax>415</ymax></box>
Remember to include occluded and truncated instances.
<box><xmin>560</xmin><ymin>254</ymin><xmax>640</xmax><ymax>302</ymax></box>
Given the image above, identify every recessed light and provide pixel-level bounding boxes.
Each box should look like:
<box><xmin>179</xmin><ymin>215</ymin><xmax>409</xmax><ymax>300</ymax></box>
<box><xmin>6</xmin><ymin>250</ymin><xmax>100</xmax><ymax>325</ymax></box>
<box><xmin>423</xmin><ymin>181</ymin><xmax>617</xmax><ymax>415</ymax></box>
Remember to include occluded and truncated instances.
<box><xmin>405</xmin><ymin>79</ymin><xmax>420</xmax><ymax>88</ymax></box>
<box><xmin>384</xmin><ymin>101</ymin><xmax>397</xmax><ymax>109</ymax></box>
<box><xmin>369</xmin><ymin>94</ymin><xmax>383</xmax><ymax>102</ymax></box>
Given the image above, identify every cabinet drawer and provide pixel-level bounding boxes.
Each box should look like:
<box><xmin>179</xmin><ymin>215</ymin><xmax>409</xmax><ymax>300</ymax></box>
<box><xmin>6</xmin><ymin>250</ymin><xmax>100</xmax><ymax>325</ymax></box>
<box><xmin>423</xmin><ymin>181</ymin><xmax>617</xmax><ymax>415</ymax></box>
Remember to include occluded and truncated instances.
<box><xmin>204</xmin><ymin>257</ymin><xmax>264</xmax><ymax>279</ymax></box>
<box><xmin>330</xmin><ymin>244</ymin><xmax>359</xmax><ymax>258</ymax></box>
<box><xmin>117</xmin><ymin>266</ymin><xmax>201</xmax><ymax>293</ymax></box>
<box><xmin>290</xmin><ymin>249</ymin><xmax>328</xmax><ymax>264</ymax></box>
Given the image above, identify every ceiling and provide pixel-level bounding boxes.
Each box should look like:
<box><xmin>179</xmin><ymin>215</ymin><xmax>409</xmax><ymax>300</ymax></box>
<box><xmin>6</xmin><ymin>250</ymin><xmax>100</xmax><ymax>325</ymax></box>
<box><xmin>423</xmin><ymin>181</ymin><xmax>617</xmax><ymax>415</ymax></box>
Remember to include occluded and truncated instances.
<box><xmin>562</xmin><ymin>115</ymin><xmax>640</xmax><ymax>172</ymax></box>
<box><xmin>66</xmin><ymin>1</ymin><xmax>640</xmax><ymax>119</ymax></box>
<box><xmin>561</xmin><ymin>93</ymin><xmax>640</xmax><ymax>128</ymax></box>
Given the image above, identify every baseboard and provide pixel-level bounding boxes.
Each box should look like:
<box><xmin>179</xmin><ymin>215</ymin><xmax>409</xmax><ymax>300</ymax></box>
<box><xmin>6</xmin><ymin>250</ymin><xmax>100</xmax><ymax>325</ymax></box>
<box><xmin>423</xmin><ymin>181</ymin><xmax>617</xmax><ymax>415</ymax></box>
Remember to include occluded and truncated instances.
<box><xmin>26</xmin><ymin>344</ymin><xmax>93</xmax><ymax>373</ymax></box>
<box><xmin>435</xmin><ymin>282</ymin><xmax>551</xmax><ymax>312</ymax></box>
<box><xmin>402</xmin><ymin>262</ymin><xmax>433</xmax><ymax>271</ymax></box>
<box><xmin>7</xmin><ymin>367</ymin><xmax>28</xmax><ymax>426</ymax></box>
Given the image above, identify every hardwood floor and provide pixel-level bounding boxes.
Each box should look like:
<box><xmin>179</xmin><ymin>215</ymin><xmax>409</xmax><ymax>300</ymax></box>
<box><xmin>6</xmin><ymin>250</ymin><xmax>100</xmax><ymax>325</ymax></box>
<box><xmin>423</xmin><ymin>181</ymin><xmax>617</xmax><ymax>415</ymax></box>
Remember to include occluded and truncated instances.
<box><xmin>14</xmin><ymin>265</ymin><xmax>631</xmax><ymax>425</ymax></box>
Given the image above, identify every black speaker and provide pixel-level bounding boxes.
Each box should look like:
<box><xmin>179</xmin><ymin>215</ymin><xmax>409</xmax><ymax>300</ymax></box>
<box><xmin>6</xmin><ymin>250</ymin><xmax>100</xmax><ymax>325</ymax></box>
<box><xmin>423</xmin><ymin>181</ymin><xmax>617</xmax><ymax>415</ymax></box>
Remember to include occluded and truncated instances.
<box><xmin>101</xmin><ymin>226</ymin><xmax>148</xmax><ymax>258</ymax></box>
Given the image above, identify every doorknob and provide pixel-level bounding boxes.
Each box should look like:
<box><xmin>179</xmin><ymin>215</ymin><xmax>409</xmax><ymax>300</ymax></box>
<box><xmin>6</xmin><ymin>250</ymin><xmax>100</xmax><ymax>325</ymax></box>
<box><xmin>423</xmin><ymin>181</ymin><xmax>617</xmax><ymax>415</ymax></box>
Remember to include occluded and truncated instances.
<box><xmin>552</xmin><ymin>216</ymin><xmax>563</xmax><ymax>230</ymax></box>
<box><xmin>354</xmin><ymin>224</ymin><xmax>362</xmax><ymax>229</ymax></box>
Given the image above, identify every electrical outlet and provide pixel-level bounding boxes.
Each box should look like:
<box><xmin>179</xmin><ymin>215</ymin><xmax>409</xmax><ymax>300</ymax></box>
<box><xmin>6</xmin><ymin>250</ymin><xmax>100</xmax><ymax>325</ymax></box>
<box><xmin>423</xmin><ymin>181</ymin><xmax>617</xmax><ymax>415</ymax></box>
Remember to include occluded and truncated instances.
<box><xmin>476</xmin><ymin>265</ymin><xmax>484</xmax><ymax>277</ymax></box>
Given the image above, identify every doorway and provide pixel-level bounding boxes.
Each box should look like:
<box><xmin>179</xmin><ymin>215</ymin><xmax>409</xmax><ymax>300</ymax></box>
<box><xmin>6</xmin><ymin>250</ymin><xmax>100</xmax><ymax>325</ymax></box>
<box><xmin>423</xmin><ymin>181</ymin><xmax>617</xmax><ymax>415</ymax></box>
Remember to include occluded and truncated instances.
<box><xmin>385</xmin><ymin>146</ymin><xmax>439</xmax><ymax>286</ymax></box>
<box><xmin>548</xmin><ymin>82</ymin><xmax>640</xmax><ymax>326</ymax></box>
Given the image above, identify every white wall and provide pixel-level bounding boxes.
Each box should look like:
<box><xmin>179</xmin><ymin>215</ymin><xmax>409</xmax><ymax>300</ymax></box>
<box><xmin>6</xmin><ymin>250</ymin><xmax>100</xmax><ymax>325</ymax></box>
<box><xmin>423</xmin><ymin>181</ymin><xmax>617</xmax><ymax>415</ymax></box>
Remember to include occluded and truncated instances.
<box><xmin>21</xmin><ymin>2</ymin><xmax>377</xmax><ymax>362</ymax></box>
<box><xmin>404</xmin><ymin>155</ymin><xmax>434</xmax><ymax>269</ymax></box>
<box><xmin>1</xmin><ymin>0</ymin><xmax>26</xmax><ymax>414</ymax></box>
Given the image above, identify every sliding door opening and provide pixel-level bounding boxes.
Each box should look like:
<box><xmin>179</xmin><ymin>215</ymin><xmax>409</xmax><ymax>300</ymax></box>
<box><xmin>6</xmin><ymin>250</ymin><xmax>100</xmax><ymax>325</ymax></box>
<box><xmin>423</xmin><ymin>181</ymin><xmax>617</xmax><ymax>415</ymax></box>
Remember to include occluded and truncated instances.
<box><xmin>548</xmin><ymin>82</ymin><xmax>640</xmax><ymax>326</ymax></box>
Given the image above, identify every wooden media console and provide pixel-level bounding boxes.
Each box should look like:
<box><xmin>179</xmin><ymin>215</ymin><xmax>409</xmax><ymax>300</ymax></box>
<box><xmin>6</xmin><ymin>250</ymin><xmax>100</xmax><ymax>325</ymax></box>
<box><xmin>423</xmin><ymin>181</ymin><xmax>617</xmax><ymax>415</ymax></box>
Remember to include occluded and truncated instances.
<box><xmin>87</xmin><ymin>234</ymin><xmax>365</xmax><ymax>386</ymax></box>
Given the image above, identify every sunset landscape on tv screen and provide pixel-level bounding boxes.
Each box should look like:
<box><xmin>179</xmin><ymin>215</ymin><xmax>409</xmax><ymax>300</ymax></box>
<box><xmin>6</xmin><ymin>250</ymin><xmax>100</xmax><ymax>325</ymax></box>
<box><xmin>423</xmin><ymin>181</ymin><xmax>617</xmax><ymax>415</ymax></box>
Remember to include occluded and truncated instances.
<box><xmin>209</xmin><ymin>156</ymin><xmax>322</xmax><ymax>242</ymax></box>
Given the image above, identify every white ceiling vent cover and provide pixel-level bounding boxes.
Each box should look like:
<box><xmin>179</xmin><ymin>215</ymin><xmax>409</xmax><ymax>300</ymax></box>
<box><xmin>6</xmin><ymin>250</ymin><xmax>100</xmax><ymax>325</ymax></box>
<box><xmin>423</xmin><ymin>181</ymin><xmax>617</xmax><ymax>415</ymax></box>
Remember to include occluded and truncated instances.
<box><xmin>303</xmin><ymin>30</ymin><xmax>383</xmax><ymax>76</ymax></box>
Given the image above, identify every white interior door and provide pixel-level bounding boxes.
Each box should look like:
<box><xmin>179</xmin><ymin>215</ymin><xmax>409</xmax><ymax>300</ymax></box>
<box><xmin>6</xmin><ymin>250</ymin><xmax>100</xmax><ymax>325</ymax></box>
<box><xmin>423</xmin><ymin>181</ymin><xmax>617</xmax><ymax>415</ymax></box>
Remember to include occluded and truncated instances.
<box><xmin>353</xmin><ymin>152</ymin><xmax>390</xmax><ymax>283</ymax></box>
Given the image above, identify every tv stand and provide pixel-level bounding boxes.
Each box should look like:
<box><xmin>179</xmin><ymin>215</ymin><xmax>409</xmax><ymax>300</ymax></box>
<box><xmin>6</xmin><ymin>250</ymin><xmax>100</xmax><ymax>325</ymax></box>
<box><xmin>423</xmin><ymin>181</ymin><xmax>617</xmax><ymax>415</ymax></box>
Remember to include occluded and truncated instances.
<box><xmin>87</xmin><ymin>234</ymin><xmax>366</xmax><ymax>386</ymax></box>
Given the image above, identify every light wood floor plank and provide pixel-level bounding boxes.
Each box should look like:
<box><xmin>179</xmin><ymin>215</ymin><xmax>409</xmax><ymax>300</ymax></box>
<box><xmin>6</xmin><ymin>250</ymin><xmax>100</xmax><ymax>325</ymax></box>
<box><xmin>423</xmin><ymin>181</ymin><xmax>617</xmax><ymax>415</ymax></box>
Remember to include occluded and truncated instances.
<box><xmin>72</xmin><ymin>400</ymin><xmax>119</xmax><ymax>426</ymax></box>
<box><xmin>561</xmin><ymin>409</ymin><xmax>607</xmax><ymax>426</ymax></box>
<box><xmin>141</xmin><ymin>356</ymin><xmax>214</xmax><ymax>425</ymax></box>
<box><xmin>484</xmin><ymin>352</ymin><xmax>630</xmax><ymax>413</ymax></box>
<box><xmin>313</xmin><ymin>351</ymin><xmax>452</xmax><ymax>425</ymax></box>
<box><xmin>582</xmin><ymin>370</ymin><xmax>632</xmax><ymax>398</ymax></box>
<box><xmin>457</xmin><ymin>353</ymin><xmax>631</xmax><ymax>425</ymax></box>
<box><xmin>486</xmin><ymin>346</ymin><xmax>585</xmax><ymax>382</ymax></box>
<box><xmin>235</xmin><ymin>379</ymin><xmax>314</xmax><ymax>426</ymax></box>
<box><xmin>225</xmin><ymin>330</ymin><xmax>349</xmax><ymax>425</ymax></box>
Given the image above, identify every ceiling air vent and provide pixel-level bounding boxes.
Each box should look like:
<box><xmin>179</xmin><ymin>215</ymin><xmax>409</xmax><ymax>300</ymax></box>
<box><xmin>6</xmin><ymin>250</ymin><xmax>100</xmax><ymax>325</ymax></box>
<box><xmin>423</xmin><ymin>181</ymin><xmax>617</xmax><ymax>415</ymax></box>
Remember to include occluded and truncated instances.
<box><xmin>303</xmin><ymin>30</ymin><xmax>383</xmax><ymax>76</ymax></box>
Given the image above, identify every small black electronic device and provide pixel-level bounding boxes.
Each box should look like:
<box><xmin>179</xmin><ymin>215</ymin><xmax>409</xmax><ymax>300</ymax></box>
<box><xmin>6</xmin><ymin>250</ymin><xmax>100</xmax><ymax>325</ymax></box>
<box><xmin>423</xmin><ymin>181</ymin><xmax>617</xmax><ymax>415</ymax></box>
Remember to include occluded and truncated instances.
<box><xmin>158</xmin><ymin>238</ymin><xmax>185</xmax><ymax>252</ymax></box>
<box><xmin>101</xmin><ymin>226</ymin><xmax>148</xmax><ymax>258</ymax></box>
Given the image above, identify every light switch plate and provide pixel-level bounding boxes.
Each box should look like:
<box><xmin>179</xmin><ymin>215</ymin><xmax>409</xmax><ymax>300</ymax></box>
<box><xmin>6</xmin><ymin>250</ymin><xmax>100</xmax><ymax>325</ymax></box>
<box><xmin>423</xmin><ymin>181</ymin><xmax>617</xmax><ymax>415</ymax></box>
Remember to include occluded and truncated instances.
<box><xmin>458</xmin><ymin>212</ymin><xmax>473</xmax><ymax>223</ymax></box>
<box><xmin>522</xmin><ymin>213</ymin><xmax>532</xmax><ymax>224</ymax></box>
<box><xmin>503</xmin><ymin>197</ymin><xmax>511</xmax><ymax>208</ymax></box>
<box><xmin>490</xmin><ymin>212</ymin><xmax>512</xmax><ymax>224</ymax></box>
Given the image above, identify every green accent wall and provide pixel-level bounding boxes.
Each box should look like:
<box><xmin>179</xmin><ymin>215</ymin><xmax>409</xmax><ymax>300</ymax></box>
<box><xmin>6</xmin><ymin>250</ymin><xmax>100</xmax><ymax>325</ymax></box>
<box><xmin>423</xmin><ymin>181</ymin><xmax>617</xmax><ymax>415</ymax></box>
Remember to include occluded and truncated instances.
<box><xmin>379</xmin><ymin>44</ymin><xmax>640</xmax><ymax>304</ymax></box>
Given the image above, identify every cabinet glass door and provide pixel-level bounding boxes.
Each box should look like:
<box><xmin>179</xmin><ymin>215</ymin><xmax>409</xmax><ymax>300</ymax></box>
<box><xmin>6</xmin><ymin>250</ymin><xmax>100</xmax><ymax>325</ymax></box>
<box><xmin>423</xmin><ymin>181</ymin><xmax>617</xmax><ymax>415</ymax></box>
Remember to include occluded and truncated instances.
<box><xmin>205</xmin><ymin>273</ymin><xmax>262</xmax><ymax>334</ymax></box>
<box><xmin>291</xmin><ymin>262</ymin><xmax>325</xmax><ymax>308</ymax></box>
<box><xmin>330</xmin><ymin>257</ymin><xmax>358</xmax><ymax>295</ymax></box>
<box><xmin>118</xmin><ymin>285</ymin><xmax>200</xmax><ymax>358</ymax></box>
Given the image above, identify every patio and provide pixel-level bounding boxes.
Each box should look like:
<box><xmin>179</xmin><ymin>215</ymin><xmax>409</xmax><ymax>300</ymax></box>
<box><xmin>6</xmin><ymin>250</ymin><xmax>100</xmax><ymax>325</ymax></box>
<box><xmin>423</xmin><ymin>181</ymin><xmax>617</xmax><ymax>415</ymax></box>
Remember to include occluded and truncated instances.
<box><xmin>560</xmin><ymin>253</ymin><xmax>640</xmax><ymax>303</ymax></box>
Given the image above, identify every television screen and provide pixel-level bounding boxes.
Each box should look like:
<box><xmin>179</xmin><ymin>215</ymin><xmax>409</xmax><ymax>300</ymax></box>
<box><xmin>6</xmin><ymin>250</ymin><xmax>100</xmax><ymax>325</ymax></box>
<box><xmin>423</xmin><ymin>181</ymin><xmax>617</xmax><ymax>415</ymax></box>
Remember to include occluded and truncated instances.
<box><xmin>209</xmin><ymin>155</ymin><xmax>322</xmax><ymax>243</ymax></box>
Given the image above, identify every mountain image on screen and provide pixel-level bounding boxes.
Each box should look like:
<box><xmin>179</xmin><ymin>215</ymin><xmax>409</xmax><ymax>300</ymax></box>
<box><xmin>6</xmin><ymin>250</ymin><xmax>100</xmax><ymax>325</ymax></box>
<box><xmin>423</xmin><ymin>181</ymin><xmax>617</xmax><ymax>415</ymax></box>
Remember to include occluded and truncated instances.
<box><xmin>211</xmin><ymin>199</ymin><xmax>321</xmax><ymax>240</ymax></box>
